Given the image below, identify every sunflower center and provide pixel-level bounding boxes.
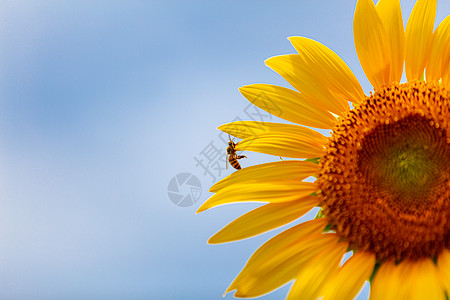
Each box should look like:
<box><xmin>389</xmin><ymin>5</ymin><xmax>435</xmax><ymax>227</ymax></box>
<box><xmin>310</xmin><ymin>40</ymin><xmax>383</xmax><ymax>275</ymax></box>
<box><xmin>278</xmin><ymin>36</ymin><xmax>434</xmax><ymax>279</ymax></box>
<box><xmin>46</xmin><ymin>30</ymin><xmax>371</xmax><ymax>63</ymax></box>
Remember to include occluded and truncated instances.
<box><xmin>360</xmin><ymin>115</ymin><xmax>446</xmax><ymax>206</ymax></box>
<box><xmin>318</xmin><ymin>81</ymin><xmax>450</xmax><ymax>262</ymax></box>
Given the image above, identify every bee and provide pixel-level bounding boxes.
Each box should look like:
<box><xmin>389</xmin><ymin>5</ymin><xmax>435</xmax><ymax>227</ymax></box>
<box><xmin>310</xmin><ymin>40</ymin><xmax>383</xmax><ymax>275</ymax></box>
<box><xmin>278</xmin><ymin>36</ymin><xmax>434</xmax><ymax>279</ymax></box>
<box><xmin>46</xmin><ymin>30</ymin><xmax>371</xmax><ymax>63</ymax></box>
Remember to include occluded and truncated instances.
<box><xmin>226</xmin><ymin>135</ymin><xmax>247</xmax><ymax>170</ymax></box>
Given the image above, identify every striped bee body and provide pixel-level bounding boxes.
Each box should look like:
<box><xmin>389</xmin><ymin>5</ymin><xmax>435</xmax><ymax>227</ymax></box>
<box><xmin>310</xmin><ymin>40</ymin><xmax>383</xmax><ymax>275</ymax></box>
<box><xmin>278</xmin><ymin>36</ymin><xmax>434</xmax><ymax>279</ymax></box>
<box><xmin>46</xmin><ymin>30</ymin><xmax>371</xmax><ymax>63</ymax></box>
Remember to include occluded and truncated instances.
<box><xmin>226</xmin><ymin>137</ymin><xmax>247</xmax><ymax>170</ymax></box>
<box><xmin>228</xmin><ymin>154</ymin><xmax>246</xmax><ymax>170</ymax></box>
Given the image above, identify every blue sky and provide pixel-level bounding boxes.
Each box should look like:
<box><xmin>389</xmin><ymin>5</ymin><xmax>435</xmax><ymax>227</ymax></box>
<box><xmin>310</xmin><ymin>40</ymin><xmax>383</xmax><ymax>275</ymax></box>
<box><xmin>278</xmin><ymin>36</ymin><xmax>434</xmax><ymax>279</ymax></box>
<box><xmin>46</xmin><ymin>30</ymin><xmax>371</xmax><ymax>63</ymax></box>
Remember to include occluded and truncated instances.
<box><xmin>0</xmin><ymin>1</ymin><xmax>449</xmax><ymax>299</ymax></box>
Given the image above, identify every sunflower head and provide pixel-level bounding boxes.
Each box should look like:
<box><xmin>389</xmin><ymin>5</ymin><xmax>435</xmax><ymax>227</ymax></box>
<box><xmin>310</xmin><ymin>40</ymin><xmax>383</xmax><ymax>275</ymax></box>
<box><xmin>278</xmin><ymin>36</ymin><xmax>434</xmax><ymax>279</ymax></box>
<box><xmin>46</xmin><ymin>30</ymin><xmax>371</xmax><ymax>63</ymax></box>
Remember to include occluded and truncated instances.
<box><xmin>319</xmin><ymin>80</ymin><xmax>450</xmax><ymax>262</ymax></box>
<box><xmin>199</xmin><ymin>0</ymin><xmax>450</xmax><ymax>299</ymax></box>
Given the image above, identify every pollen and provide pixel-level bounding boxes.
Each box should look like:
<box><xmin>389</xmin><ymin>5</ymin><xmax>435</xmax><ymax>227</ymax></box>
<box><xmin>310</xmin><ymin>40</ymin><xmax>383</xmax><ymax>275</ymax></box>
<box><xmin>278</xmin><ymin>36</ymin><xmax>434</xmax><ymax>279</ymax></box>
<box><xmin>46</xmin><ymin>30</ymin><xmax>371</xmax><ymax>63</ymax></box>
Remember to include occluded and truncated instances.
<box><xmin>318</xmin><ymin>81</ymin><xmax>450</xmax><ymax>262</ymax></box>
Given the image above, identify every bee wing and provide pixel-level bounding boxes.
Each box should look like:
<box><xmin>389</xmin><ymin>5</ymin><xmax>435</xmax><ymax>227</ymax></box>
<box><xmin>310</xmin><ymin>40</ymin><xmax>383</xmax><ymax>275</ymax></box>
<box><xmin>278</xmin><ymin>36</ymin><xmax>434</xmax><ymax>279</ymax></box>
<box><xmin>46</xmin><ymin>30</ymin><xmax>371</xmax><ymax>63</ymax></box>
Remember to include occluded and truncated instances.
<box><xmin>225</xmin><ymin>149</ymin><xmax>229</xmax><ymax>170</ymax></box>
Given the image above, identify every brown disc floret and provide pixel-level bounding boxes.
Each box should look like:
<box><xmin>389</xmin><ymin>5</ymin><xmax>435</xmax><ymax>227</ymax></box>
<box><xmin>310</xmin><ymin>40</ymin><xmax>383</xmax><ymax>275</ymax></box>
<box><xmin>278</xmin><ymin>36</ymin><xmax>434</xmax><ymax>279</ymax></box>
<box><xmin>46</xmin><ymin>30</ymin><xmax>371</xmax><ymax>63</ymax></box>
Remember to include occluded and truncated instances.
<box><xmin>318</xmin><ymin>81</ymin><xmax>450</xmax><ymax>262</ymax></box>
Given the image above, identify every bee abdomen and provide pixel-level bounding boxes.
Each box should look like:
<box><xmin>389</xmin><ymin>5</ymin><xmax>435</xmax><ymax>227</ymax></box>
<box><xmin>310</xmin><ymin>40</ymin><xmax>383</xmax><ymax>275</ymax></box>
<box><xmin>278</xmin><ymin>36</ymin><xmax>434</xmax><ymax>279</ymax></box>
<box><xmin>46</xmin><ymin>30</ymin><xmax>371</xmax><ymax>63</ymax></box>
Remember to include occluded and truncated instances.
<box><xmin>228</xmin><ymin>157</ymin><xmax>241</xmax><ymax>170</ymax></box>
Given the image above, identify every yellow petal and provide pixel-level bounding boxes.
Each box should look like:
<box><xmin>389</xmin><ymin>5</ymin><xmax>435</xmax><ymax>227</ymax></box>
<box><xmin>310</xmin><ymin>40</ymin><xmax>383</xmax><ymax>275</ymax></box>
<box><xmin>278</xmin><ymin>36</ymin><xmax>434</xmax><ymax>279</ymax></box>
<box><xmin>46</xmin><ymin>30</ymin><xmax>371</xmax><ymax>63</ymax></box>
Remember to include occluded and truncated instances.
<box><xmin>371</xmin><ymin>260</ymin><xmax>396</xmax><ymax>300</ymax></box>
<box><xmin>442</xmin><ymin>38</ymin><xmax>450</xmax><ymax>87</ymax></box>
<box><xmin>225</xmin><ymin>218</ymin><xmax>330</xmax><ymax>298</ymax></box>
<box><xmin>218</xmin><ymin>121</ymin><xmax>327</xmax><ymax>158</ymax></box>
<box><xmin>371</xmin><ymin>260</ymin><xmax>409</xmax><ymax>300</ymax></box>
<box><xmin>265</xmin><ymin>54</ymin><xmax>348</xmax><ymax>116</ymax></box>
<box><xmin>236</xmin><ymin>133</ymin><xmax>324</xmax><ymax>158</ymax></box>
<box><xmin>239</xmin><ymin>84</ymin><xmax>337</xmax><ymax>129</ymax></box>
<box><xmin>208</xmin><ymin>195</ymin><xmax>319</xmax><ymax>244</ymax></box>
<box><xmin>408</xmin><ymin>259</ymin><xmax>446</xmax><ymax>300</ymax></box>
<box><xmin>287</xmin><ymin>240</ymin><xmax>349</xmax><ymax>300</ymax></box>
<box><xmin>353</xmin><ymin>0</ymin><xmax>391</xmax><ymax>90</ymax></box>
<box><xmin>322</xmin><ymin>251</ymin><xmax>375</xmax><ymax>300</ymax></box>
<box><xmin>376</xmin><ymin>0</ymin><xmax>405</xmax><ymax>83</ymax></box>
<box><xmin>427</xmin><ymin>15</ymin><xmax>450</xmax><ymax>82</ymax></box>
<box><xmin>196</xmin><ymin>181</ymin><xmax>318</xmax><ymax>213</ymax></box>
<box><xmin>218</xmin><ymin>121</ymin><xmax>327</xmax><ymax>144</ymax></box>
<box><xmin>235</xmin><ymin>218</ymin><xmax>329</xmax><ymax>269</ymax></box>
<box><xmin>210</xmin><ymin>160</ymin><xmax>319</xmax><ymax>193</ymax></box>
<box><xmin>288</xmin><ymin>36</ymin><xmax>366</xmax><ymax>103</ymax></box>
<box><xmin>372</xmin><ymin>259</ymin><xmax>445</xmax><ymax>300</ymax></box>
<box><xmin>438</xmin><ymin>249</ymin><xmax>450</xmax><ymax>293</ymax></box>
<box><xmin>405</xmin><ymin>0</ymin><xmax>437</xmax><ymax>81</ymax></box>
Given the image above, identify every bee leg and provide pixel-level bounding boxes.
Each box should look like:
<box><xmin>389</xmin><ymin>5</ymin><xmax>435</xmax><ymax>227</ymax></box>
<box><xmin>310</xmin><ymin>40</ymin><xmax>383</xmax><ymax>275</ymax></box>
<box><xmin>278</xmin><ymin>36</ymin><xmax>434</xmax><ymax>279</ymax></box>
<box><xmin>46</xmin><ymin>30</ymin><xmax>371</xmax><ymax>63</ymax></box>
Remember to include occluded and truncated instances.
<box><xmin>280</xmin><ymin>156</ymin><xmax>284</xmax><ymax>161</ymax></box>
<box><xmin>237</xmin><ymin>155</ymin><xmax>246</xmax><ymax>159</ymax></box>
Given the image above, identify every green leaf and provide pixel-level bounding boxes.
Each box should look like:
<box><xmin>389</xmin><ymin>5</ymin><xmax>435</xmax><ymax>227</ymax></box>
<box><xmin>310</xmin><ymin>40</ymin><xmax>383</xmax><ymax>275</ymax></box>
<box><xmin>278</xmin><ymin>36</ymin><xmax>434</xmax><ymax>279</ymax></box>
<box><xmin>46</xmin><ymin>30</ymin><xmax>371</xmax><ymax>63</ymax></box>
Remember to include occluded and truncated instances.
<box><xmin>305</xmin><ymin>157</ymin><xmax>320</xmax><ymax>164</ymax></box>
<box><xmin>420</xmin><ymin>72</ymin><xmax>425</xmax><ymax>82</ymax></box>
<box><xmin>369</xmin><ymin>262</ymin><xmax>381</xmax><ymax>283</ymax></box>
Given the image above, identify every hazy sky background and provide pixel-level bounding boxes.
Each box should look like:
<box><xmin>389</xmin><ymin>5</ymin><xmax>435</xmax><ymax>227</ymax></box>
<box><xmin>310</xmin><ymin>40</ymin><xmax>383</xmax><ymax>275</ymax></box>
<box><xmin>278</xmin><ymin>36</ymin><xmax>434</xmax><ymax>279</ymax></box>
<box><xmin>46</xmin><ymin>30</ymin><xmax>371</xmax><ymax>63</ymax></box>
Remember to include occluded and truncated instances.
<box><xmin>0</xmin><ymin>1</ymin><xmax>449</xmax><ymax>299</ymax></box>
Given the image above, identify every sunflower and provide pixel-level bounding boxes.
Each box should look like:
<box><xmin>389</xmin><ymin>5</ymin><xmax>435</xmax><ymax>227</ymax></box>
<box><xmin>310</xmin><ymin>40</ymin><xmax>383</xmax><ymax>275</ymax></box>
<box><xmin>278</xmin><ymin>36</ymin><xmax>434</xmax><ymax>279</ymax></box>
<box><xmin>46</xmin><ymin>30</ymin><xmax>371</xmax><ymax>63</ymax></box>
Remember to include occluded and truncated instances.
<box><xmin>197</xmin><ymin>0</ymin><xmax>450</xmax><ymax>299</ymax></box>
